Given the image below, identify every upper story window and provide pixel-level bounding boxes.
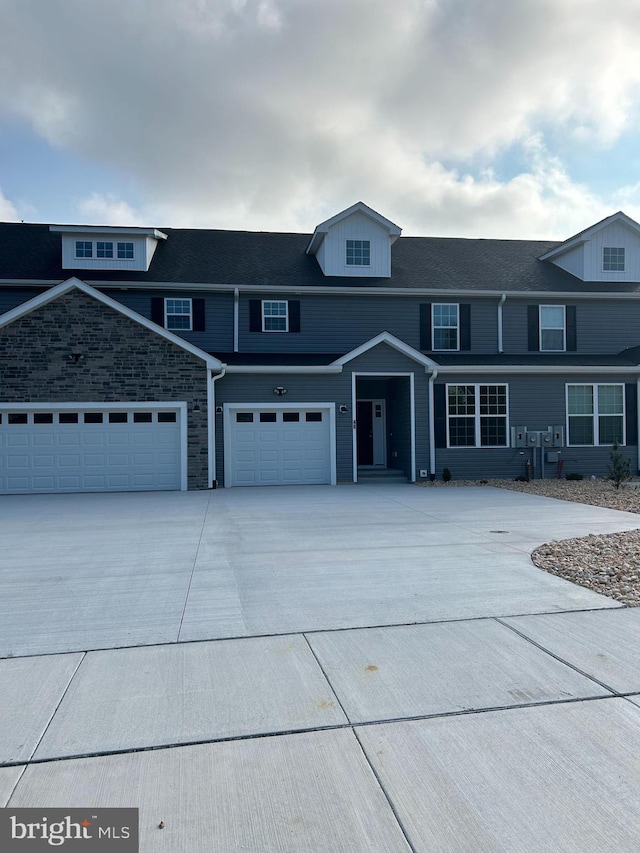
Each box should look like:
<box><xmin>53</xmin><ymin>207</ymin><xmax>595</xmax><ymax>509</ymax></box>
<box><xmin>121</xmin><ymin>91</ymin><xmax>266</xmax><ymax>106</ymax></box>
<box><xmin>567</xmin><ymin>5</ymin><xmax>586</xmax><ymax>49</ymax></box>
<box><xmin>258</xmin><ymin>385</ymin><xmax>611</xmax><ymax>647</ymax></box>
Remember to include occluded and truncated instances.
<box><xmin>74</xmin><ymin>240</ymin><xmax>135</xmax><ymax>261</ymax></box>
<box><xmin>603</xmin><ymin>247</ymin><xmax>625</xmax><ymax>271</ymax></box>
<box><xmin>567</xmin><ymin>384</ymin><xmax>624</xmax><ymax>446</ymax></box>
<box><xmin>346</xmin><ymin>240</ymin><xmax>370</xmax><ymax>266</ymax></box>
<box><xmin>165</xmin><ymin>298</ymin><xmax>192</xmax><ymax>330</ymax></box>
<box><xmin>432</xmin><ymin>304</ymin><xmax>459</xmax><ymax>351</ymax></box>
<box><xmin>263</xmin><ymin>300</ymin><xmax>288</xmax><ymax>332</ymax></box>
<box><xmin>97</xmin><ymin>241</ymin><xmax>113</xmax><ymax>259</ymax></box>
<box><xmin>447</xmin><ymin>384</ymin><xmax>508</xmax><ymax>448</ymax></box>
<box><xmin>539</xmin><ymin>305</ymin><xmax>565</xmax><ymax>351</ymax></box>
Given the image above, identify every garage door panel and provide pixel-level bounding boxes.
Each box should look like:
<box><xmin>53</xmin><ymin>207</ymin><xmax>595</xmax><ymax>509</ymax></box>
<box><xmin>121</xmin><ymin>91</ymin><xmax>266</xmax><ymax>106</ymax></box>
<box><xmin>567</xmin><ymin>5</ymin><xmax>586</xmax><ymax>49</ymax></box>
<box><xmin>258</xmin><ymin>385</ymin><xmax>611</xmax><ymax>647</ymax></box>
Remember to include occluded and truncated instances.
<box><xmin>229</xmin><ymin>407</ymin><xmax>331</xmax><ymax>487</ymax></box>
<box><xmin>0</xmin><ymin>407</ymin><xmax>182</xmax><ymax>493</ymax></box>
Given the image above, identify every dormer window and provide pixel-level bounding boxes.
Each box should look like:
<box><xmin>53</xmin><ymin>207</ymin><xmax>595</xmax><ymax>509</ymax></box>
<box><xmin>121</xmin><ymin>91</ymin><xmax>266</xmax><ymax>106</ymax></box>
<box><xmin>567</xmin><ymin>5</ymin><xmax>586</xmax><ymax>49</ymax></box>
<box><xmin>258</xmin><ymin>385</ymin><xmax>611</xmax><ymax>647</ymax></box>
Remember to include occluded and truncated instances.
<box><xmin>603</xmin><ymin>247</ymin><xmax>625</xmax><ymax>271</ymax></box>
<box><xmin>346</xmin><ymin>240</ymin><xmax>370</xmax><ymax>266</ymax></box>
<box><xmin>53</xmin><ymin>225</ymin><xmax>166</xmax><ymax>271</ymax></box>
<box><xmin>74</xmin><ymin>239</ymin><xmax>135</xmax><ymax>261</ymax></box>
<box><xmin>97</xmin><ymin>241</ymin><xmax>113</xmax><ymax>259</ymax></box>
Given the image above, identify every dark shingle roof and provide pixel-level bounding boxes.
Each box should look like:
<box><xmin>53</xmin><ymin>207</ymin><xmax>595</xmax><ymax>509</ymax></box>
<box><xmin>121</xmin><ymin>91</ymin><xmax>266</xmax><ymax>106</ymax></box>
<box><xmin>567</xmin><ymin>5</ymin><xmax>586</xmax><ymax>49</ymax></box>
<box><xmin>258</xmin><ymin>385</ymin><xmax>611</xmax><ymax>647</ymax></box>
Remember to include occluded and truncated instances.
<box><xmin>2</xmin><ymin>221</ymin><xmax>640</xmax><ymax>293</ymax></box>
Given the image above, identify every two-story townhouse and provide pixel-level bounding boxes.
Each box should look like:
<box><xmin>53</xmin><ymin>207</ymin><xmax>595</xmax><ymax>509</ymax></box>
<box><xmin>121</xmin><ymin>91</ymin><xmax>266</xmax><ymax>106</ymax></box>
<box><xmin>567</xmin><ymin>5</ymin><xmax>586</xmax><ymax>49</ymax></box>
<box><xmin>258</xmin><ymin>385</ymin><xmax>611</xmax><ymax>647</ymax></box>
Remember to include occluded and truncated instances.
<box><xmin>1</xmin><ymin>202</ymin><xmax>640</xmax><ymax>493</ymax></box>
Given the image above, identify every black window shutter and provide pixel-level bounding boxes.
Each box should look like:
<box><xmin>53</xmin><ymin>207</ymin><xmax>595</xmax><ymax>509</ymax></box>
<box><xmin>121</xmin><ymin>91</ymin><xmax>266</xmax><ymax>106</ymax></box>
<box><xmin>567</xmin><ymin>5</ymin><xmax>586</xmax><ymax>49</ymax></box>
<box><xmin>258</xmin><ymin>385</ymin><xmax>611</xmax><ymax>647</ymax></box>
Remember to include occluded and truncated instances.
<box><xmin>249</xmin><ymin>299</ymin><xmax>262</xmax><ymax>332</ymax></box>
<box><xmin>192</xmin><ymin>298</ymin><xmax>205</xmax><ymax>332</ymax></box>
<box><xmin>289</xmin><ymin>300</ymin><xmax>301</xmax><ymax>333</ymax></box>
<box><xmin>434</xmin><ymin>384</ymin><xmax>447</xmax><ymax>448</ymax></box>
<box><xmin>527</xmin><ymin>305</ymin><xmax>539</xmax><ymax>351</ymax></box>
<box><xmin>151</xmin><ymin>297</ymin><xmax>164</xmax><ymax>326</ymax></box>
<box><xmin>459</xmin><ymin>304</ymin><xmax>471</xmax><ymax>351</ymax></box>
<box><xmin>566</xmin><ymin>305</ymin><xmax>577</xmax><ymax>351</ymax></box>
<box><xmin>420</xmin><ymin>304</ymin><xmax>432</xmax><ymax>350</ymax></box>
<box><xmin>626</xmin><ymin>383</ymin><xmax>637</xmax><ymax>447</ymax></box>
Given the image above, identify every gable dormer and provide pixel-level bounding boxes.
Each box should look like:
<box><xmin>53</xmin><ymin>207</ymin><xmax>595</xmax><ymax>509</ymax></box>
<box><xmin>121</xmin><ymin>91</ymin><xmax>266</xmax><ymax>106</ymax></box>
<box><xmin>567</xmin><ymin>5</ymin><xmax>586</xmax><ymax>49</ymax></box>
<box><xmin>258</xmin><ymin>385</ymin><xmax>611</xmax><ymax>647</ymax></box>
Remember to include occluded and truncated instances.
<box><xmin>49</xmin><ymin>225</ymin><xmax>168</xmax><ymax>272</ymax></box>
<box><xmin>539</xmin><ymin>212</ymin><xmax>640</xmax><ymax>282</ymax></box>
<box><xmin>306</xmin><ymin>202</ymin><xmax>401</xmax><ymax>278</ymax></box>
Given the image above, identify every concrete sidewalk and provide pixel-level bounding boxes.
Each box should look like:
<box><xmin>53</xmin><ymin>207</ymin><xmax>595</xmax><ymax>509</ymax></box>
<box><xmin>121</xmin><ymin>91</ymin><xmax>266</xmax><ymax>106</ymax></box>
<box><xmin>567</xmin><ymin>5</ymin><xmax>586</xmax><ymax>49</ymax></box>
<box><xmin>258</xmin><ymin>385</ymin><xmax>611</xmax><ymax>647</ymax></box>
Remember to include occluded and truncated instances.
<box><xmin>2</xmin><ymin>485</ymin><xmax>640</xmax><ymax>851</ymax></box>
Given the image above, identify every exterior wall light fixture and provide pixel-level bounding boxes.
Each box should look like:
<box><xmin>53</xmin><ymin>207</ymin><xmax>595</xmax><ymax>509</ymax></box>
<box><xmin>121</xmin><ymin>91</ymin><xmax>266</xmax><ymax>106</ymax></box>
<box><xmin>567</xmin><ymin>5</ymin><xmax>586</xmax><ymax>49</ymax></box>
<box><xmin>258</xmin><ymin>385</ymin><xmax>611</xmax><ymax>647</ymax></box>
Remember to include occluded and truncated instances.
<box><xmin>273</xmin><ymin>386</ymin><xmax>287</xmax><ymax>396</ymax></box>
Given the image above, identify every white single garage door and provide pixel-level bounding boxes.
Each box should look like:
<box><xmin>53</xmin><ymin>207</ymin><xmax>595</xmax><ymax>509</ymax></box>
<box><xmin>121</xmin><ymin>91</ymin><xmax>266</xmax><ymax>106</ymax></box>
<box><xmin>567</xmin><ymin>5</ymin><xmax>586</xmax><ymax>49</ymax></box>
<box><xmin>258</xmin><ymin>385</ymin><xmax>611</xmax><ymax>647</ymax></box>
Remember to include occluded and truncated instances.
<box><xmin>0</xmin><ymin>405</ymin><xmax>184</xmax><ymax>494</ymax></box>
<box><xmin>226</xmin><ymin>405</ymin><xmax>334</xmax><ymax>486</ymax></box>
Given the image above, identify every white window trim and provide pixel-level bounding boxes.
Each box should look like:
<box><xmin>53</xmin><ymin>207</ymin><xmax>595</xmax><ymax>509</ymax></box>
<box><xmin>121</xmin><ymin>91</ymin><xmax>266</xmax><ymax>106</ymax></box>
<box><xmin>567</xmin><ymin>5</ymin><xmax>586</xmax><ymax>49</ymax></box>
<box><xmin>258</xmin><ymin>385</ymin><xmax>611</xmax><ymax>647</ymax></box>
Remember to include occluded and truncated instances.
<box><xmin>446</xmin><ymin>383</ymin><xmax>510</xmax><ymax>449</ymax></box>
<box><xmin>432</xmin><ymin>303</ymin><xmax>460</xmax><ymax>352</ymax></box>
<box><xmin>539</xmin><ymin>305</ymin><xmax>566</xmax><ymax>352</ymax></box>
<box><xmin>74</xmin><ymin>240</ymin><xmax>93</xmax><ymax>259</ymax></box>
<box><xmin>117</xmin><ymin>241</ymin><xmax>135</xmax><ymax>259</ymax></box>
<box><xmin>565</xmin><ymin>383</ymin><xmax>626</xmax><ymax>447</ymax></box>
<box><xmin>345</xmin><ymin>239</ymin><xmax>371</xmax><ymax>267</ymax></box>
<box><xmin>262</xmin><ymin>299</ymin><xmax>289</xmax><ymax>332</ymax></box>
<box><xmin>164</xmin><ymin>298</ymin><xmax>193</xmax><ymax>331</ymax></box>
<box><xmin>96</xmin><ymin>241</ymin><xmax>114</xmax><ymax>259</ymax></box>
<box><xmin>602</xmin><ymin>247</ymin><xmax>625</xmax><ymax>273</ymax></box>
<box><xmin>73</xmin><ymin>239</ymin><xmax>136</xmax><ymax>261</ymax></box>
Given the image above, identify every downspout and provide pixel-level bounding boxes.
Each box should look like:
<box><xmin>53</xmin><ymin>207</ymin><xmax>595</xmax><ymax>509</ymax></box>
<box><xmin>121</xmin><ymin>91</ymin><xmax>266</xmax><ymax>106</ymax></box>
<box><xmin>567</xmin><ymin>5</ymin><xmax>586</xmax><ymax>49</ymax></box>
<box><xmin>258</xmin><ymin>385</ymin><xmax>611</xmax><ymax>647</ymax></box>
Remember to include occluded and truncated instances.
<box><xmin>233</xmin><ymin>288</ymin><xmax>239</xmax><ymax>352</ymax></box>
<box><xmin>428</xmin><ymin>367</ymin><xmax>438</xmax><ymax>479</ymax></box>
<box><xmin>497</xmin><ymin>293</ymin><xmax>506</xmax><ymax>353</ymax></box>
<box><xmin>210</xmin><ymin>367</ymin><xmax>227</xmax><ymax>487</ymax></box>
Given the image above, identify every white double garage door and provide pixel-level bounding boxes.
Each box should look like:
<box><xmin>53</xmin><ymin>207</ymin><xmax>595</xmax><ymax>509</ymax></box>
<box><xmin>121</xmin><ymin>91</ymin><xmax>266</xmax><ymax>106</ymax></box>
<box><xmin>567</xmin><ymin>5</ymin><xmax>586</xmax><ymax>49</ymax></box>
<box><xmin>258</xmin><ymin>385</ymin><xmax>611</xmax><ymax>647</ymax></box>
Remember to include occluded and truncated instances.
<box><xmin>0</xmin><ymin>404</ymin><xmax>185</xmax><ymax>494</ymax></box>
<box><xmin>225</xmin><ymin>404</ymin><xmax>336</xmax><ymax>487</ymax></box>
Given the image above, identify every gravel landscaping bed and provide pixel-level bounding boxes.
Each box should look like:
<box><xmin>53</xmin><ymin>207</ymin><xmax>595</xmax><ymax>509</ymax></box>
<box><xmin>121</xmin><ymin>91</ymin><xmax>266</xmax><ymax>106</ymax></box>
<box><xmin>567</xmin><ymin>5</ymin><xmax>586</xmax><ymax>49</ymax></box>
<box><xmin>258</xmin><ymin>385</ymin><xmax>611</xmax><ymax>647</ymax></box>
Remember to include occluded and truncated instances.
<box><xmin>419</xmin><ymin>478</ymin><xmax>640</xmax><ymax>607</ymax></box>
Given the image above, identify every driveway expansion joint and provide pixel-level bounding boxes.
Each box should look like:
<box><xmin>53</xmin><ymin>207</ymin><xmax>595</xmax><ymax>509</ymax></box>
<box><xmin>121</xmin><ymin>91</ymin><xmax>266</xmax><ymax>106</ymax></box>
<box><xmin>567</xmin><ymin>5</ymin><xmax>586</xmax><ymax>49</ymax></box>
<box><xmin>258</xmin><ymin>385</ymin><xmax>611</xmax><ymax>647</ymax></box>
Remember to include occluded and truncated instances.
<box><xmin>495</xmin><ymin>616</ymin><xmax>629</xmax><ymax>696</ymax></box>
<box><xmin>1</xmin><ymin>693</ymin><xmax>625</xmax><ymax>770</ymax></box>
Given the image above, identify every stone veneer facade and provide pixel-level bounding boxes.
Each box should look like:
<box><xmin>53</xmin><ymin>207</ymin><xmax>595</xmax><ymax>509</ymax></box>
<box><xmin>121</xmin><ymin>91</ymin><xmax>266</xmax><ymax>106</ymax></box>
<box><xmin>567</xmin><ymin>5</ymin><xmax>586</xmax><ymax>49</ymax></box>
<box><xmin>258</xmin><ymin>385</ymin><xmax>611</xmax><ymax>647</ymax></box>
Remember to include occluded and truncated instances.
<box><xmin>0</xmin><ymin>289</ymin><xmax>210</xmax><ymax>489</ymax></box>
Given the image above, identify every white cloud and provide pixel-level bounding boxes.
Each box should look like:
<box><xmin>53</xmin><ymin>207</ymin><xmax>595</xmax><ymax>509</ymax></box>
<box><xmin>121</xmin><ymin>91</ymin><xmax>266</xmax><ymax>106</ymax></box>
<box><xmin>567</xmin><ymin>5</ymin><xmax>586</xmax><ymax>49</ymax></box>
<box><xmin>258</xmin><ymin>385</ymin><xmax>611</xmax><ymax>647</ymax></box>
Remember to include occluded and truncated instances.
<box><xmin>0</xmin><ymin>0</ymin><xmax>639</xmax><ymax>236</ymax></box>
<box><xmin>0</xmin><ymin>187</ymin><xmax>20</xmax><ymax>221</ymax></box>
<box><xmin>76</xmin><ymin>193</ymin><xmax>146</xmax><ymax>227</ymax></box>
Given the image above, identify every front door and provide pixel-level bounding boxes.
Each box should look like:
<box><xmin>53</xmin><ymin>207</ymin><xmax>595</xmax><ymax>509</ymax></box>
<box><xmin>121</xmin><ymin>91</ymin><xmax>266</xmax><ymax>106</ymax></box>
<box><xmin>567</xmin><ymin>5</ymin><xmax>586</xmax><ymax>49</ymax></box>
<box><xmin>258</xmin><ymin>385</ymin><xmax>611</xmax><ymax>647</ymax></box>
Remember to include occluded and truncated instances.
<box><xmin>357</xmin><ymin>399</ymin><xmax>386</xmax><ymax>466</ymax></box>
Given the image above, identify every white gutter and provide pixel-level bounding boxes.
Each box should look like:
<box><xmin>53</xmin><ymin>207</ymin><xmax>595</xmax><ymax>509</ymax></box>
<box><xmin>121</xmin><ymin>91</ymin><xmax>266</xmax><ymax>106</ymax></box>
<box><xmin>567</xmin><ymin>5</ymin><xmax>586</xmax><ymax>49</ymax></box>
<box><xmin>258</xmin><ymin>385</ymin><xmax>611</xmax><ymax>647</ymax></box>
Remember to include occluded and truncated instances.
<box><xmin>233</xmin><ymin>287</ymin><xmax>239</xmax><ymax>352</ymax></box>
<box><xmin>436</xmin><ymin>365</ymin><xmax>640</xmax><ymax>375</ymax></box>
<box><xmin>428</xmin><ymin>367</ymin><xmax>438</xmax><ymax>479</ymax></box>
<box><xmin>9</xmin><ymin>279</ymin><xmax>640</xmax><ymax>301</ymax></box>
<box><xmin>497</xmin><ymin>293</ymin><xmax>506</xmax><ymax>353</ymax></box>
<box><xmin>225</xmin><ymin>364</ymin><xmax>343</xmax><ymax>374</ymax></box>
<box><xmin>210</xmin><ymin>368</ymin><xmax>226</xmax><ymax>487</ymax></box>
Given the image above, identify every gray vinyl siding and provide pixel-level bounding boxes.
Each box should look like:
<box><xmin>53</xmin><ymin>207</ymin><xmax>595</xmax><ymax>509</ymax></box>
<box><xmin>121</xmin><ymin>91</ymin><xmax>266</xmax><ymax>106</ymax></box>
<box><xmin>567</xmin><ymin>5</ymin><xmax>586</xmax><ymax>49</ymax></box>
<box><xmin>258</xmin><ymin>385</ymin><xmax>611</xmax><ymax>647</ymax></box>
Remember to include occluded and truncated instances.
<box><xmin>103</xmin><ymin>289</ymin><xmax>235</xmax><ymax>352</ymax></box>
<box><xmin>435</xmin><ymin>372</ymin><xmax>638</xmax><ymax>480</ymax></box>
<box><xmin>502</xmin><ymin>299</ymin><xmax>640</xmax><ymax>353</ymax></box>
<box><xmin>238</xmin><ymin>294</ymin><xmax>497</xmax><ymax>354</ymax></box>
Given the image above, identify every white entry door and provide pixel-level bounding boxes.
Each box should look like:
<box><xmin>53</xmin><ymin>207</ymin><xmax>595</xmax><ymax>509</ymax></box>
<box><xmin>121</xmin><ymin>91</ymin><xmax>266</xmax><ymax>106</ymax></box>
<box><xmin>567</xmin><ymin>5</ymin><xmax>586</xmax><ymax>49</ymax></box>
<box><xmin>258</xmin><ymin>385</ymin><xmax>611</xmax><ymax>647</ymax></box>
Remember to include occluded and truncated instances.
<box><xmin>226</xmin><ymin>405</ymin><xmax>334</xmax><ymax>486</ymax></box>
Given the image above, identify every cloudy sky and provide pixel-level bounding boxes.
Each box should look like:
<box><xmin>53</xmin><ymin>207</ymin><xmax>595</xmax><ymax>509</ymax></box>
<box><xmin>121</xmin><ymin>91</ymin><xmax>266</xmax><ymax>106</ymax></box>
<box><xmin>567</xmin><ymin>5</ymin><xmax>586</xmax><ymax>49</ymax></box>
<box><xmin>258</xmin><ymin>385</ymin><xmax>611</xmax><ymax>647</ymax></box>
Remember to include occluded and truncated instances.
<box><xmin>1</xmin><ymin>0</ymin><xmax>640</xmax><ymax>239</ymax></box>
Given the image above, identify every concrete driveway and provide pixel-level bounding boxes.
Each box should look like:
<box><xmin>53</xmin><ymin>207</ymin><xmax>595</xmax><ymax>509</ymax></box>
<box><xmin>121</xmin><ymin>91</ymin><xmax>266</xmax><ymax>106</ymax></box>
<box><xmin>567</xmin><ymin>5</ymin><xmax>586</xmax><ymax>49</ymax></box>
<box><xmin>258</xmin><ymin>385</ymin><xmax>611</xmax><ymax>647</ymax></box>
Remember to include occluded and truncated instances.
<box><xmin>2</xmin><ymin>485</ymin><xmax>640</xmax><ymax>851</ymax></box>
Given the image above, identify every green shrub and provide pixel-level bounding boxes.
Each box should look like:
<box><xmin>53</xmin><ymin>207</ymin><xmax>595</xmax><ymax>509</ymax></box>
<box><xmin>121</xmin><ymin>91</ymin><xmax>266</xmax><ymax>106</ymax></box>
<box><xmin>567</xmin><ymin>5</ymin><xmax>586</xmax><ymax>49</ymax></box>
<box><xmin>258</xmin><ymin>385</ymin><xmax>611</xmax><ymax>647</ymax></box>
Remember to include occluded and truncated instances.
<box><xmin>442</xmin><ymin>468</ymin><xmax>452</xmax><ymax>482</ymax></box>
<box><xmin>565</xmin><ymin>473</ymin><xmax>584</xmax><ymax>481</ymax></box>
<box><xmin>515</xmin><ymin>475</ymin><xmax>529</xmax><ymax>482</ymax></box>
<box><xmin>607</xmin><ymin>442</ymin><xmax>632</xmax><ymax>490</ymax></box>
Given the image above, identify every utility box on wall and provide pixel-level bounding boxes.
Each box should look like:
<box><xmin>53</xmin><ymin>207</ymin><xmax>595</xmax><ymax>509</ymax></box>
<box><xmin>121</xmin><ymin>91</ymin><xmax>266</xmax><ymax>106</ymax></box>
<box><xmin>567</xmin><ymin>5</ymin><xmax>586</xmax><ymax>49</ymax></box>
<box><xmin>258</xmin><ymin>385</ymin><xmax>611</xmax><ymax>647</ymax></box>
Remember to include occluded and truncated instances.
<box><xmin>512</xmin><ymin>426</ymin><xmax>527</xmax><ymax>447</ymax></box>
